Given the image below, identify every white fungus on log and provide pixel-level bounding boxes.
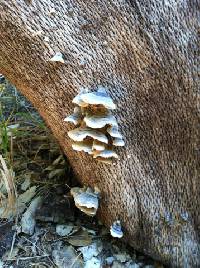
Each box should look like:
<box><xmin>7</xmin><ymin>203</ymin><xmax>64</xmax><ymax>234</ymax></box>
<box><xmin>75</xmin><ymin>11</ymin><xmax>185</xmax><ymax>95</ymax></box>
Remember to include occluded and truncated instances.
<box><xmin>107</xmin><ymin>125</ymin><xmax>123</xmax><ymax>139</ymax></box>
<box><xmin>72</xmin><ymin>141</ymin><xmax>93</xmax><ymax>153</ymax></box>
<box><xmin>81</xmin><ymin>89</ymin><xmax>116</xmax><ymax>109</ymax></box>
<box><xmin>72</xmin><ymin>88</ymin><xmax>89</xmax><ymax>107</ymax></box>
<box><xmin>84</xmin><ymin>113</ymin><xmax>117</xmax><ymax>129</ymax></box>
<box><xmin>49</xmin><ymin>52</ymin><xmax>65</xmax><ymax>63</ymax></box>
<box><xmin>110</xmin><ymin>220</ymin><xmax>123</xmax><ymax>238</ymax></box>
<box><xmin>64</xmin><ymin>107</ymin><xmax>82</xmax><ymax>125</ymax></box>
<box><xmin>68</xmin><ymin>127</ymin><xmax>108</xmax><ymax>144</ymax></box>
<box><xmin>65</xmin><ymin>86</ymin><xmax>124</xmax><ymax>163</ymax></box>
<box><xmin>92</xmin><ymin>140</ymin><xmax>106</xmax><ymax>151</ymax></box>
<box><xmin>113</xmin><ymin>137</ymin><xmax>125</xmax><ymax>147</ymax></box>
<box><xmin>70</xmin><ymin>187</ymin><xmax>99</xmax><ymax>216</ymax></box>
<box><xmin>93</xmin><ymin>150</ymin><xmax>119</xmax><ymax>159</ymax></box>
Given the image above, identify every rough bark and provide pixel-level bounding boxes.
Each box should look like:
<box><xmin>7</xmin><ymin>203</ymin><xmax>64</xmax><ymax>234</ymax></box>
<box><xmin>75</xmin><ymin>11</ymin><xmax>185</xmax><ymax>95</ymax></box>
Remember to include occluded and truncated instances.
<box><xmin>0</xmin><ymin>0</ymin><xmax>199</xmax><ymax>266</ymax></box>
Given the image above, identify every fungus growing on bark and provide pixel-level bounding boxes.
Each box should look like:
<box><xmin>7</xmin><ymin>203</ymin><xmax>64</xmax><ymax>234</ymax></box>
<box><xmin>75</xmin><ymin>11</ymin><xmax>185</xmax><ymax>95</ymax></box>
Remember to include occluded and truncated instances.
<box><xmin>84</xmin><ymin>113</ymin><xmax>117</xmax><ymax>129</ymax></box>
<box><xmin>93</xmin><ymin>150</ymin><xmax>119</xmax><ymax>159</ymax></box>
<box><xmin>113</xmin><ymin>137</ymin><xmax>125</xmax><ymax>147</ymax></box>
<box><xmin>65</xmin><ymin>86</ymin><xmax>124</xmax><ymax>163</ymax></box>
<box><xmin>64</xmin><ymin>107</ymin><xmax>82</xmax><ymax>125</ymax></box>
<box><xmin>107</xmin><ymin>125</ymin><xmax>123</xmax><ymax>138</ymax></box>
<box><xmin>110</xmin><ymin>220</ymin><xmax>123</xmax><ymax>238</ymax></box>
<box><xmin>72</xmin><ymin>141</ymin><xmax>93</xmax><ymax>153</ymax></box>
<box><xmin>81</xmin><ymin>88</ymin><xmax>116</xmax><ymax>109</ymax></box>
<box><xmin>70</xmin><ymin>187</ymin><xmax>99</xmax><ymax>216</ymax></box>
<box><xmin>68</xmin><ymin>127</ymin><xmax>108</xmax><ymax>144</ymax></box>
<box><xmin>49</xmin><ymin>52</ymin><xmax>65</xmax><ymax>63</ymax></box>
<box><xmin>72</xmin><ymin>88</ymin><xmax>89</xmax><ymax>107</ymax></box>
<box><xmin>92</xmin><ymin>140</ymin><xmax>106</xmax><ymax>151</ymax></box>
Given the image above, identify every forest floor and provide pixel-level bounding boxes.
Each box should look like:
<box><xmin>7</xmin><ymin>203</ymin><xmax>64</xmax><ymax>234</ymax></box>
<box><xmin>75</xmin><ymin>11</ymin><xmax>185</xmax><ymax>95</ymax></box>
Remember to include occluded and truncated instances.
<box><xmin>0</xmin><ymin>78</ymin><xmax>165</xmax><ymax>268</ymax></box>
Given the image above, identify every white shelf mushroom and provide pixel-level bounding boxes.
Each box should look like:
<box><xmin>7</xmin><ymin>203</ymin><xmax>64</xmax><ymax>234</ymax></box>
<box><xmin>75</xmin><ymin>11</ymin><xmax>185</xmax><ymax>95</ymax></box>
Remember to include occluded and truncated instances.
<box><xmin>81</xmin><ymin>88</ymin><xmax>116</xmax><ymax>109</ymax></box>
<box><xmin>49</xmin><ymin>52</ymin><xmax>65</xmax><ymax>63</ymax></box>
<box><xmin>92</xmin><ymin>140</ymin><xmax>106</xmax><ymax>151</ymax></box>
<box><xmin>70</xmin><ymin>187</ymin><xmax>99</xmax><ymax>216</ymax></box>
<box><xmin>110</xmin><ymin>220</ymin><xmax>123</xmax><ymax>238</ymax></box>
<box><xmin>84</xmin><ymin>113</ymin><xmax>117</xmax><ymax>129</ymax></box>
<box><xmin>107</xmin><ymin>125</ymin><xmax>123</xmax><ymax>139</ymax></box>
<box><xmin>93</xmin><ymin>150</ymin><xmax>119</xmax><ymax>159</ymax></box>
<box><xmin>72</xmin><ymin>90</ymin><xmax>89</xmax><ymax>107</ymax></box>
<box><xmin>64</xmin><ymin>107</ymin><xmax>82</xmax><ymax>125</ymax></box>
<box><xmin>65</xmin><ymin>87</ymin><xmax>125</xmax><ymax>163</ymax></box>
<box><xmin>72</xmin><ymin>141</ymin><xmax>93</xmax><ymax>153</ymax></box>
<box><xmin>68</xmin><ymin>127</ymin><xmax>108</xmax><ymax>144</ymax></box>
<box><xmin>113</xmin><ymin>137</ymin><xmax>125</xmax><ymax>147</ymax></box>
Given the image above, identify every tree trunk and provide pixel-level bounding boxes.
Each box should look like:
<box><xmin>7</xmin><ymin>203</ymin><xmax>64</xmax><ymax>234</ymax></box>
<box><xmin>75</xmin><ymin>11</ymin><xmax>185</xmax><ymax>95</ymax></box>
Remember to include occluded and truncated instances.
<box><xmin>0</xmin><ymin>1</ymin><xmax>199</xmax><ymax>266</ymax></box>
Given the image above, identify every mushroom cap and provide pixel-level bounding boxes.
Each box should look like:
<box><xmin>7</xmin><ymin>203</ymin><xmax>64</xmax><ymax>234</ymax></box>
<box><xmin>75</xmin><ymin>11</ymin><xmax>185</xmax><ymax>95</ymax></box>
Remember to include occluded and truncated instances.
<box><xmin>110</xmin><ymin>220</ymin><xmax>123</xmax><ymax>238</ymax></box>
<box><xmin>107</xmin><ymin>126</ymin><xmax>123</xmax><ymax>139</ymax></box>
<box><xmin>72</xmin><ymin>88</ymin><xmax>89</xmax><ymax>107</ymax></box>
<box><xmin>70</xmin><ymin>187</ymin><xmax>99</xmax><ymax>216</ymax></box>
<box><xmin>74</xmin><ymin>192</ymin><xmax>98</xmax><ymax>209</ymax></box>
<box><xmin>113</xmin><ymin>137</ymin><xmax>125</xmax><ymax>147</ymax></box>
<box><xmin>93</xmin><ymin>149</ymin><xmax>119</xmax><ymax>159</ymax></box>
<box><xmin>80</xmin><ymin>88</ymin><xmax>116</xmax><ymax>109</ymax></box>
<box><xmin>84</xmin><ymin>113</ymin><xmax>117</xmax><ymax>129</ymax></box>
<box><xmin>72</xmin><ymin>87</ymin><xmax>116</xmax><ymax>109</ymax></box>
<box><xmin>92</xmin><ymin>140</ymin><xmax>106</xmax><ymax>151</ymax></box>
<box><xmin>49</xmin><ymin>52</ymin><xmax>65</xmax><ymax>63</ymax></box>
<box><xmin>72</xmin><ymin>141</ymin><xmax>93</xmax><ymax>153</ymax></box>
<box><xmin>68</xmin><ymin>127</ymin><xmax>108</xmax><ymax>144</ymax></box>
<box><xmin>70</xmin><ymin>187</ymin><xmax>81</xmax><ymax>196</ymax></box>
<box><xmin>64</xmin><ymin>107</ymin><xmax>82</xmax><ymax>125</ymax></box>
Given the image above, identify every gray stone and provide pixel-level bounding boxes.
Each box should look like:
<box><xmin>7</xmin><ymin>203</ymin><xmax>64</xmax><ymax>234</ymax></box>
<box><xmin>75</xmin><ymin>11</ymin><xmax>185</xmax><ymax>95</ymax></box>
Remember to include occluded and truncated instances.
<box><xmin>21</xmin><ymin>196</ymin><xmax>42</xmax><ymax>235</ymax></box>
<box><xmin>84</xmin><ymin>257</ymin><xmax>101</xmax><ymax>268</ymax></box>
<box><xmin>56</xmin><ymin>223</ymin><xmax>74</xmax><ymax>236</ymax></box>
<box><xmin>52</xmin><ymin>245</ymin><xmax>83</xmax><ymax>268</ymax></box>
<box><xmin>112</xmin><ymin>261</ymin><xmax>125</xmax><ymax>268</ymax></box>
<box><xmin>114</xmin><ymin>252</ymin><xmax>131</xmax><ymax>263</ymax></box>
<box><xmin>21</xmin><ymin>176</ymin><xmax>31</xmax><ymax>191</ymax></box>
<box><xmin>78</xmin><ymin>240</ymin><xmax>103</xmax><ymax>261</ymax></box>
<box><xmin>125</xmin><ymin>262</ymin><xmax>141</xmax><ymax>268</ymax></box>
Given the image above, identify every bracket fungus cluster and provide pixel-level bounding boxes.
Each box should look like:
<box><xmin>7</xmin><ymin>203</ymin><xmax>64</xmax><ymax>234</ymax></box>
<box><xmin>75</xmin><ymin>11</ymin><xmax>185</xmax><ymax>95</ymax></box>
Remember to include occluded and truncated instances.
<box><xmin>64</xmin><ymin>87</ymin><xmax>124</xmax><ymax>163</ymax></box>
<box><xmin>70</xmin><ymin>187</ymin><xmax>99</xmax><ymax>217</ymax></box>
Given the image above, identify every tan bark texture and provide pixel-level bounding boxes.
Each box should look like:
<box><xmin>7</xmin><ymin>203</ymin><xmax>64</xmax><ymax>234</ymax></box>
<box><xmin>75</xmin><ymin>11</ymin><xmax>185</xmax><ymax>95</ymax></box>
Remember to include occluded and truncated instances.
<box><xmin>0</xmin><ymin>1</ymin><xmax>199</xmax><ymax>267</ymax></box>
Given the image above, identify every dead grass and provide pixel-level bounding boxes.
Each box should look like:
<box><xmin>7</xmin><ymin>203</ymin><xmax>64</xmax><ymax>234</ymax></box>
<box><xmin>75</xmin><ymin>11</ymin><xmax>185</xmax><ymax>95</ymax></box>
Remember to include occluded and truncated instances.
<box><xmin>0</xmin><ymin>79</ymin><xmax>69</xmax><ymax>221</ymax></box>
<box><xmin>0</xmin><ymin>155</ymin><xmax>17</xmax><ymax>218</ymax></box>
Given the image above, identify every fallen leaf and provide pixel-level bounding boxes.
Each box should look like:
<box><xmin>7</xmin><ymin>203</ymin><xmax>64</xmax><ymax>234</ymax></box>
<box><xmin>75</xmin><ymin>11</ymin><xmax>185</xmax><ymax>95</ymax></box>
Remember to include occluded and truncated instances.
<box><xmin>67</xmin><ymin>229</ymin><xmax>92</xmax><ymax>247</ymax></box>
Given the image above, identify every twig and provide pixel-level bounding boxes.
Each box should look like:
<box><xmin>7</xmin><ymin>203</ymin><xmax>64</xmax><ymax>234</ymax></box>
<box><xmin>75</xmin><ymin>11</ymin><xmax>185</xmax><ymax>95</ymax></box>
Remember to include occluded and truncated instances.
<box><xmin>9</xmin><ymin>231</ymin><xmax>17</xmax><ymax>259</ymax></box>
<box><xmin>21</xmin><ymin>236</ymin><xmax>55</xmax><ymax>266</ymax></box>
<box><xmin>18</xmin><ymin>254</ymin><xmax>50</xmax><ymax>260</ymax></box>
<box><xmin>70</xmin><ymin>252</ymin><xmax>83</xmax><ymax>268</ymax></box>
